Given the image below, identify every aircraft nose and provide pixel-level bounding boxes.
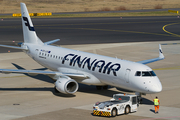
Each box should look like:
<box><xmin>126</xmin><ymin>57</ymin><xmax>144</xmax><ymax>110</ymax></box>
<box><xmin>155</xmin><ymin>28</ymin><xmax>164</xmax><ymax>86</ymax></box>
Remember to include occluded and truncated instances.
<box><xmin>153</xmin><ymin>81</ymin><xmax>162</xmax><ymax>92</ymax></box>
<box><xmin>149</xmin><ymin>78</ymin><xmax>162</xmax><ymax>93</ymax></box>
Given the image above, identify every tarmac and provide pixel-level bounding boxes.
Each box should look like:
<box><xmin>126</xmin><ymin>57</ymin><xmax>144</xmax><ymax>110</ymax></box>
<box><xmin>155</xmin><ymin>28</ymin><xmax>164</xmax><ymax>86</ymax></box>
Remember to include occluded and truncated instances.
<box><xmin>0</xmin><ymin>41</ymin><xmax>180</xmax><ymax>120</ymax></box>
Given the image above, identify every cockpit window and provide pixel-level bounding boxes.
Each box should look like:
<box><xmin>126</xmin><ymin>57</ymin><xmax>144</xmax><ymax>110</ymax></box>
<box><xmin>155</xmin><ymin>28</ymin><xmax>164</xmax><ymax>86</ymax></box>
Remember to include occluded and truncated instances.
<box><xmin>142</xmin><ymin>71</ymin><xmax>151</xmax><ymax>76</ymax></box>
<box><xmin>135</xmin><ymin>71</ymin><xmax>156</xmax><ymax>77</ymax></box>
<box><xmin>135</xmin><ymin>71</ymin><xmax>141</xmax><ymax>76</ymax></box>
<box><xmin>150</xmin><ymin>71</ymin><xmax>156</xmax><ymax>76</ymax></box>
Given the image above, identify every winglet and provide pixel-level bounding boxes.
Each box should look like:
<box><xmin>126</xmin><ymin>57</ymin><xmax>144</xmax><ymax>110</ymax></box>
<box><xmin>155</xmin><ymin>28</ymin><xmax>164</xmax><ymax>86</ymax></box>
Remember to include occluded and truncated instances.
<box><xmin>159</xmin><ymin>44</ymin><xmax>164</xmax><ymax>59</ymax></box>
<box><xmin>137</xmin><ymin>44</ymin><xmax>165</xmax><ymax>64</ymax></box>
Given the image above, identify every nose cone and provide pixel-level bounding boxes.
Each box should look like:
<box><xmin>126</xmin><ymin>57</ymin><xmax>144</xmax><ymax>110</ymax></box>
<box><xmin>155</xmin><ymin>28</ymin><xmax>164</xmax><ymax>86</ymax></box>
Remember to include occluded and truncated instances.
<box><xmin>153</xmin><ymin>81</ymin><xmax>162</xmax><ymax>92</ymax></box>
<box><xmin>149</xmin><ymin>78</ymin><xmax>162</xmax><ymax>93</ymax></box>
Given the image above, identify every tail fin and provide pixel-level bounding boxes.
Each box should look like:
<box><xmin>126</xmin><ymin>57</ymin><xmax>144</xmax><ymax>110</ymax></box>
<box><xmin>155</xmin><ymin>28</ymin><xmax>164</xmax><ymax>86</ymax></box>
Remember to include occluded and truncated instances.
<box><xmin>21</xmin><ymin>3</ymin><xmax>43</xmax><ymax>45</ymax></box>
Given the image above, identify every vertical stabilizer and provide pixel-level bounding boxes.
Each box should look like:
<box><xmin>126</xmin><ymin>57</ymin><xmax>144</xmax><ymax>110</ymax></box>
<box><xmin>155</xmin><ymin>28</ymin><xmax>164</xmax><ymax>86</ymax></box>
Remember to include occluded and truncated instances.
<box><xmin>21</xmin><ymin>3</ymin><xmax>43</xmax><ymax>45</ymax></box>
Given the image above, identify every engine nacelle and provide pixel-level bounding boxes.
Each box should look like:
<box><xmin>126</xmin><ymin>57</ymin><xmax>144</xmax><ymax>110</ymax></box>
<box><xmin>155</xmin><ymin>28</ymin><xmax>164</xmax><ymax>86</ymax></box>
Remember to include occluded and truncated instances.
<box><xmin>55</xmin><ymin>77</ymin><xmax>79</xmax><ymax>94</ymax></box>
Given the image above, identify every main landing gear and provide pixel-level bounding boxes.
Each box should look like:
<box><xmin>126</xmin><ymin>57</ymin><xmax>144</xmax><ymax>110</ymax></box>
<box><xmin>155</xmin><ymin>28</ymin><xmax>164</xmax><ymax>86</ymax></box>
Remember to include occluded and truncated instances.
<box><xmin>96</xmin><ymin>85</ymin><xmax>108</xmax><ymax>90</ymax></box>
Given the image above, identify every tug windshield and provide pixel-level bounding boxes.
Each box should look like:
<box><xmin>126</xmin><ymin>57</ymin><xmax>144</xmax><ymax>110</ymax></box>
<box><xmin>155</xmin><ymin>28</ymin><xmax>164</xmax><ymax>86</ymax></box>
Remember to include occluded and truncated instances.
<box><xmin>113</xmin><ymin>95</ymin><xmax>130</xmax><ymax>102</ymax></box>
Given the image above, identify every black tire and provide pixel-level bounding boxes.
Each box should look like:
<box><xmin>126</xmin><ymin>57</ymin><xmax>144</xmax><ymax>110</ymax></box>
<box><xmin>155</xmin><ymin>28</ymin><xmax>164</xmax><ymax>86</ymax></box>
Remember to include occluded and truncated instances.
<box><xmin>96</xmin><ymin>86</ymin><xmax>102</xmax><ymax>90</ymax></box>
<box><xmin>125</xmin><ymin>106</ymin><xmax>130</xmax><ymax>114</ymax></box>
<box><xmin>103</xmin><ymin>85</ymin><xmax>108</xmax><ymax>90</ymax></box>
<box><xmin>111</xmin><ymin>108</ymin><xmax>117</xmax><ymax>117</ymax></box>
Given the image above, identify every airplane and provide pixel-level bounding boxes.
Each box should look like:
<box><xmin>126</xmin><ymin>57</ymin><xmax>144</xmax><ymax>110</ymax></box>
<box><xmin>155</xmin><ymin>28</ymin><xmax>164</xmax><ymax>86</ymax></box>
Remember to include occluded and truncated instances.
<box><xmin>0</xmin><ymin>3</ymin><xmax>164</xmax><ymax>100</ymax></box>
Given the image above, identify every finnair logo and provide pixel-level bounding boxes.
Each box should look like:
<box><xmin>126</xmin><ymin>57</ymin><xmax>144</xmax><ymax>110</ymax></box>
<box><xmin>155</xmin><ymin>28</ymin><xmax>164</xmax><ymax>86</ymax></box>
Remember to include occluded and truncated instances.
<box><xmin>159</xmin><ymin>49</ymin><xmax>163</xmax><ymax>53</ymax></box>
<box><xmin>23</xmin><ymin>17</ymin><xmax>35</xmax><ymax>31</ymax></box>
<box><xmin>62</xmin><ymin>54</ymin><xmax>121</xmax><ymax>76</ymax></box>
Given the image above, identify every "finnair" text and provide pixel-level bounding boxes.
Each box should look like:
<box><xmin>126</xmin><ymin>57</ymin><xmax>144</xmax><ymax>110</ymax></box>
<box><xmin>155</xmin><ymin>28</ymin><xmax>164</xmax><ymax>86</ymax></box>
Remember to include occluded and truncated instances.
<box><xmin>62</xmin><ymin>54</ymin><xmax>121</xmax><ymax>76</ymax></box>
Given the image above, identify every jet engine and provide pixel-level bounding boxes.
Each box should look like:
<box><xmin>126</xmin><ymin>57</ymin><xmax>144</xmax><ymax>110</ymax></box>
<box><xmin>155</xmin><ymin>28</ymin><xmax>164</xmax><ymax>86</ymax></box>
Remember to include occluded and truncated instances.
<box><xmin>55</xmin><ymin>77</ymin><xmax>79</xmax><ymax>94</ymax></box>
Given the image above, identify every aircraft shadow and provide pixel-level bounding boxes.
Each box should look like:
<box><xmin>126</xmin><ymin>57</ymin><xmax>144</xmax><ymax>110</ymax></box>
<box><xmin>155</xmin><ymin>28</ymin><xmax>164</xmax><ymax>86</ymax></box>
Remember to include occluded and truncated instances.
<box><xmin>141</xmin><ymin>98</ymin><xmax>154</xmax><ymax>105</ymax></box>
<box><xmin>78</xmin><ymin>83</ymin><xmax>154</xmax><ymax>105</ymax></box>
<box><xmin>78</xmin><ymin>83</ymin><xmax>124</xmax><ymax>98</ymax></box>
<box><xmin>0</xmin><ymin>87</ymin><xmax>53</xmax><ymax>91</ymax></box>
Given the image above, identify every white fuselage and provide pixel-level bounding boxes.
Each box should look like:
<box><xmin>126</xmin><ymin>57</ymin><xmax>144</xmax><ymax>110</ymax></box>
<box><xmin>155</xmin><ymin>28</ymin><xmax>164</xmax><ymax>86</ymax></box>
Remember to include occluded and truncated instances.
<box><xmin>24</xmin><ymin>43</ymin><xmax>162</xmax><ymax>94</ymax></box>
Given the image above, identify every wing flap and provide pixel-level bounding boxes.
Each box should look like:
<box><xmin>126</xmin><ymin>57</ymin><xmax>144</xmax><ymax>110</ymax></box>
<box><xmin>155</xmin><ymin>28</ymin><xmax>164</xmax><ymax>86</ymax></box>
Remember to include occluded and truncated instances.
<box><xmin>0</xmin><ymin>69</ymin><xmax>88</xmax><ymax>79</ymax></box>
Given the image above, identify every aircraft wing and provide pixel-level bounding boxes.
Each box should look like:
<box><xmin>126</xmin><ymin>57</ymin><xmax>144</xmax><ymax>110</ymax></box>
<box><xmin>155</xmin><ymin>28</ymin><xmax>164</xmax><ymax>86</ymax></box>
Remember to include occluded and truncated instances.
<box><xmin>137</xmin><ymin>44</ymin><xmax>164</xmax><ymax>64</ymax></box>
<box><xmin>0</xmin><ymin>44</ymin><xmax>28</xmax><ymax>50</ymax></box>
<box><xmin>44</xmin><ymin>39</ymin><xmax>60</xmax><ymax>45</ymax></box>
<box><xmin>0</xmin><ymin>69</ymin><xmax>88</xmax><ymax>79</ymax></box>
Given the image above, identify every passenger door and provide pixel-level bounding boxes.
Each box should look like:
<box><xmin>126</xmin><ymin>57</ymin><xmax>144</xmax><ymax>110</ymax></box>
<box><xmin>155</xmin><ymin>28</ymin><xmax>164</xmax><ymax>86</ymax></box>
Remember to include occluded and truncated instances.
<box><xmin>124</xmin><ymin>69</ymin><xmax>131</xmax><ymax>83</ymax></box>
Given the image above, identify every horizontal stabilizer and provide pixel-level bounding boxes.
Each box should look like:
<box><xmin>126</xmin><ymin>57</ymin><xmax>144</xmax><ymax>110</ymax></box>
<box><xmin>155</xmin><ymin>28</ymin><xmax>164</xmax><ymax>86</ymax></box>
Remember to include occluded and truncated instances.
<box><xmin>137</xmin><ymin>44</ymin><xmax>164</xmax><ymax>64</ymax></box>
<box><xmin>0</xmin><ymin>44</ymin><xmax>28</xmax><ymax>50</ymax></box>
<box><xmin>44</xmin><ymin>39</ymin><xmax>60</xmax><ymax>45</ymax></box>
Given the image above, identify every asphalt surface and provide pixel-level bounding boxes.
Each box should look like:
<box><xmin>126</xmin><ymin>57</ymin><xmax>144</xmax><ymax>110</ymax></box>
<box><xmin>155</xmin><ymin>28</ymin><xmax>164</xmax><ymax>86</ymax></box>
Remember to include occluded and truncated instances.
<box><xmin>0</xmin><ymin>16</ymin><xmax>180</xmax><ymax>120</ymax></box>
<box><xmin>0</xmin><ymin>16</ymin><xmax>180</xmax><ymax>53</ymax></box>
<box><xmin>0</xmin><ymin>42</ymin><xmax>180</xmax><ymax>120</ymax></box>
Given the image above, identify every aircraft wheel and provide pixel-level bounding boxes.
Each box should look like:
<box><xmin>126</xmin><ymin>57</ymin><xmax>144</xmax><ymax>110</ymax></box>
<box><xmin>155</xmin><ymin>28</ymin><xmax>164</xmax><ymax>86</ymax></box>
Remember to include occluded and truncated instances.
<box><xmin>103</xmin><ymin>85</ymin><xmax>108</xmax><ymax>90</ymax></box>
<box><xmin>96</xmin><ymin>86</ymin><xmax>102</xmax><ymax>90</ymax></box>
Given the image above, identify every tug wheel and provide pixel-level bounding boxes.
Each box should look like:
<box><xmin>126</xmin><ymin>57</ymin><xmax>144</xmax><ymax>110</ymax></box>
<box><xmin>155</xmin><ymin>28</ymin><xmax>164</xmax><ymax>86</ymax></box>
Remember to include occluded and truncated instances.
<box><xmin>111</xmin><ymin>108</ymin><xmax>117</xmax><ymax>117</ymax></box>
<box><xmin>125</xmin><ymin>106</ymin><xmax>130</xmax><ymax>114</ymax></box>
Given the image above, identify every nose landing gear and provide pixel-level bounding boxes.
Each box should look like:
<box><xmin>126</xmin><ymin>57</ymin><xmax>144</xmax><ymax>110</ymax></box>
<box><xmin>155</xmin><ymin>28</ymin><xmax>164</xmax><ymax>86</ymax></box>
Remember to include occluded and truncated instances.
<box><xmin>135</xmin><ymin>92</ymin><xmax>146</xmax><ymax>104</ymax></box>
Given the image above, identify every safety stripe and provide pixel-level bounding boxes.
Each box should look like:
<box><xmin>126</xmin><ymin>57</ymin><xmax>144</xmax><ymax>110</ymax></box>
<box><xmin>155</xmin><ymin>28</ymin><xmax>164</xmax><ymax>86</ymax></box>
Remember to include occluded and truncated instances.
<box><xmin>93</xmin><ymin>110</ymin><xmax>111</xmax><ymax>116</ymax></box>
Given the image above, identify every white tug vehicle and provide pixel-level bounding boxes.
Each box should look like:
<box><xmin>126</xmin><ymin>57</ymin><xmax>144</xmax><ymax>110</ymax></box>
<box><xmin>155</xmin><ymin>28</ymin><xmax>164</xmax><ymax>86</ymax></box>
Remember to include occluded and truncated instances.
<box><xmin>93</xmin><ymin>94</ymin><xmax>138</xmax><ymax>117</ymax></box>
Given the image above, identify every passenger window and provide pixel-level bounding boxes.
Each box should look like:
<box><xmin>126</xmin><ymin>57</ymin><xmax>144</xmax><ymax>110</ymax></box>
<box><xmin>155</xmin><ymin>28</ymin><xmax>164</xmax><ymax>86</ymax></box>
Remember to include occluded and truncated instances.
<box><xmin>42</xmin><ymin>53</ymin><xmax>44</xmax><ymax>56</ymax></box>
<box><xmin>50</xmin><ymin>55</ymin><xmax>52</xmax><ymax>57</ymax></box>
<box><xmin>53</xmin><ymin>55</ymin><xmax>55</xmax><ymax>58</ymax></box>
<box><xmin>135</xmin><ymin>71</ymin><xmax>141</xmax><ymax>76</ymax></box>
<box><xmin>39</xmin><ymin>52</ymin><xmax>41</xmax><ymax>55</ymax></box>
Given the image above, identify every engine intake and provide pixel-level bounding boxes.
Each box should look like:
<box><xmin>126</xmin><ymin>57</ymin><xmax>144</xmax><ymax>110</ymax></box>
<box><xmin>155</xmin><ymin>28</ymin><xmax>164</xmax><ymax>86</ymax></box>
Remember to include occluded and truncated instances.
<box><xmin>55</xmin><ymin>77</ymin><xmax>79</xmax><ymax>94</ymax></box>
